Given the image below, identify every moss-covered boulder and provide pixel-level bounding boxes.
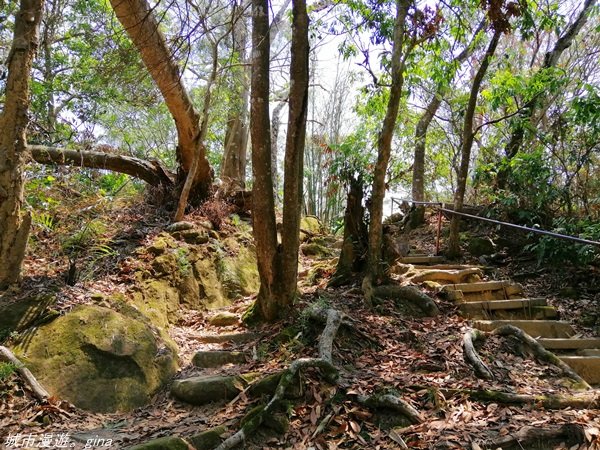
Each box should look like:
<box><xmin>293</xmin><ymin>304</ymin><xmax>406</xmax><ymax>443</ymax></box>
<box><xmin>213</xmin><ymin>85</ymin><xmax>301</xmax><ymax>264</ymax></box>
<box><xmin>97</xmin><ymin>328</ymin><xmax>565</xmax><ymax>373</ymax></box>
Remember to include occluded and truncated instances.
<box><xmin>131</xmin><ymin>279</ymin><xmax>181</xmax><ymax>329</ymax></box>
<box><xmin>467</xmin><ymin>236</ymin><xmax>496</xmax><ymax>256</ymax></box>
<box><xmin>300</xmin><ymin>242</ymin><xmax>332</xmax><ymax>257</ymax></box>
<box><xmin>14</xmin><ymin>305</ymin><xmax>178</xmax><ymax>413</ymax></box>
<box><xmin>299</xmin><ymin>216</ymin><xmax>323</xmax><ymax>242</ymax></box>
<box><xmin>208</xmin><ymin>311</ymin><xmax>239</xmax><ymax>326</ymax></box>
<box><xmin>220</xmin><ymin>244</ymin><xmax>260</xmax><ymax>298</ymax></box>
<box><xmin>127</xmin><ymin>436</ymin><xmax>191</xmax><ymax>450</ymax></box>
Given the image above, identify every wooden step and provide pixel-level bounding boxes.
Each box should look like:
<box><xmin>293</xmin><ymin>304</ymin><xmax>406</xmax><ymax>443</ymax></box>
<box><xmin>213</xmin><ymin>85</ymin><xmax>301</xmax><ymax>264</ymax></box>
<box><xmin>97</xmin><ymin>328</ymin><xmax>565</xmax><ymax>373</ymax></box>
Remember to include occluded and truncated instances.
<box><xmin>461</xmin><ymin>298</ymin><xmax>547</xmax><ymax>311</ymax></box>
<box><xmin>537</xmin><ymin>338</ymin><xmax>600</xmax><ymax>350</ymax></box>
<box><xmin>399</xmin><ymin>255</ymin><xmax>445</xmax><ymax>265</ymax></box>
<box><xmin>473</xmin><ymin>320</ymin><xmax>575</xmax><ymax>338</ymax></box>
<box><xmin>460</xmin><ymin>299</ymin><xmax>557</xmax><ymax>320</ymax></box>
<box><xmin>578</xmin><ymin>349</ymin><xmax>600</xmax><ymax>357</ymax></box>
<box><xmin>444</xmin><ymin>281</ymin><xmax>523</xmax><ymax>301</ymax></box>
<box><xmin>559</xmin><ymin>356</ymin><xmax>600</xmax><ymax>385</ymax></box>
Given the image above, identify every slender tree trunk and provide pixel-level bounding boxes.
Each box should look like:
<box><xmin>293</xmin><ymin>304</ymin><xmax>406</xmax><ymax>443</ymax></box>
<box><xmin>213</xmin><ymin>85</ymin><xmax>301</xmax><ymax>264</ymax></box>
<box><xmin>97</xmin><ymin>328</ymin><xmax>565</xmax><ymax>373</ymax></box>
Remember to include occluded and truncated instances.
<box><xmin>496</xmin><ymin>0</ymin><xmax>594</xmax><ymax>189</ymax></box>
<box><xmin>411</xmin><ymin>20</ymin><xmax>484</xmax><ymax>223</ymax></box>
<box><xmin>366</xmin><ymin>0</ymin><xmax>410</xmax><ymax>283</ymax></box>
<box><xmin>271</xmin><ymin>100</ymin><xmax>286</xmax><ymax>202</ymax></box>
<box><xmin>109</xmin><ymin>0</ymin><xmax>212</xmax><ymax>198</ymax></box>
<box><xmin>447</xmin><ymin>30</ymin><xmax>501</xmax><ymax>257</ymax></box>
<box><xmin>0</xmin><ymin>0</ymin><xmax>44</xmax><ymax>290</ymax></box>
<box><xmin>280</xmin><ymin>0</ymin><xmax>309</xmax><ymax>305</ymax></box>
<box><xmin>250</xmin><ymin>0</ymin><xmax>280</xmax><ymax>321</ymax></box>
<box><xmin>221</xmin><ymin>1</ymin><xmax>249</xmax><ymax>188</ymax></box>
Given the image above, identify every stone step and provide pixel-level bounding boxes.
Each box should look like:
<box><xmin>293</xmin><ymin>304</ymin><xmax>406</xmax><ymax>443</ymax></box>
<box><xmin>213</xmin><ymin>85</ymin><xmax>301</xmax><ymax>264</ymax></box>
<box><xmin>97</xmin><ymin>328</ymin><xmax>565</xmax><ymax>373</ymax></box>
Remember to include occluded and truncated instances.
<box><xmin>192</xmin><ymin>332</ymin><xmax>260</xmax><ymax>344</ymax></box>
<box><xmin>473</xmin><ymin>320</ymin><xmax>575</xmax><ymax>338</ymax></box>
<box><xmin>537</xmin><ymin>338</ymin><xmax>600</xmax><ymax>350</ymax></box>
<box><xmin>559</xmin><ymin>356</ymin><xmax>600</xmax><ymax>385</ymax></box>
<box><xmin>192</xmin><ymin>350</ymin><xmax>248</xmax><ymax>368</ymax></box>
<box><xmin>399</xmin><ymin>255</ymin><xmax>445</xmax><ymax>265</ymax></box>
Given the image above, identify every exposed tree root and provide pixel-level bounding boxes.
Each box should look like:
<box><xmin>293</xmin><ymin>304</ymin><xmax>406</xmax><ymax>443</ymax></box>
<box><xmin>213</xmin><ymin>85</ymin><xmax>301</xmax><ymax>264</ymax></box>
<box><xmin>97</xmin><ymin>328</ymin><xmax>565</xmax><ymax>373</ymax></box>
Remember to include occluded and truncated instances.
<box><xmin>306</xmin><ymin>305</ymin><xmax>381</xmax><ymax>349</ymax></box>
<box><xmin>474</xmin><ymin>423</ymin><xmax>586</xmax><ymax>450</ymax></box>
<box><xmin>493</xmin><ymin>325</ymin><xmax>591</xmax><ymax>389</ymax></box>
<box><xmin>410</xmin><ymin>386</ymin><xmax>600</xmax><ymax>410</ymax></box>
<box><xmin>462</xmin><ymin>325</ymin><xmax>591</xmax><ymax>389</ymax></box>
<box><xmin>358</xmin><ymin>393</ymin><xmax>423</xmax><ymax>424</ymax></box>
<box><xmin>0</xmin><ymin>345</ymin><xmax>49</xmax><ymax>401</ymax></box>
<box><xmin>213</xmin><ymin>308</ymin><xmax>341</xmax><ymax>450</ymax></box>
<box><xmin>372</xmin><ymin>284</ymin><xmax>439</xmax><ymax>316</ymax></box>
<box><xmin>463</xmin><ymin>329</ymin><xmax>493</xmax><ymax>380</ymax></box>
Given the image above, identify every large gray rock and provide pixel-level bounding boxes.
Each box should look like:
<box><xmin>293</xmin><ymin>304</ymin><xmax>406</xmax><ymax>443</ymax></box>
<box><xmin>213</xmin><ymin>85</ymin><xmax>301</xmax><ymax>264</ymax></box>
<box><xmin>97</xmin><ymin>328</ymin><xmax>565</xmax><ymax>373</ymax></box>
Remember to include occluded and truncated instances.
<box><xmin>171</xmin><ymin>373</ymin><xmax>259</xmax><ymax>405</ymax></box>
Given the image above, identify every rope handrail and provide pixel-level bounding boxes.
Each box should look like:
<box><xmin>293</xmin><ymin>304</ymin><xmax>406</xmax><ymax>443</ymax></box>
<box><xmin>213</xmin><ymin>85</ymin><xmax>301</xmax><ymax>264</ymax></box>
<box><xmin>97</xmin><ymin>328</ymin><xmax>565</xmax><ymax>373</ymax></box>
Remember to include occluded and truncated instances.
<box><xmin>392</xmin><ymin>197</ymin><xmax>600</xmax><ymax>249</ymax></box>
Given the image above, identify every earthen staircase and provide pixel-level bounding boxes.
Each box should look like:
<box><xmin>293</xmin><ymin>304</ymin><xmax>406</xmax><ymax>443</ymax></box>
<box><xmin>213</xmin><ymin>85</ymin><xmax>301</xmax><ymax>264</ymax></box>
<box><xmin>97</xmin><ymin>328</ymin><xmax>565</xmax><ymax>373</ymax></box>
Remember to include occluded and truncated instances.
<box><xmin>398</xmin><ymin>254</ymin><xmax>600</xmax><ymax>386</ymax></box>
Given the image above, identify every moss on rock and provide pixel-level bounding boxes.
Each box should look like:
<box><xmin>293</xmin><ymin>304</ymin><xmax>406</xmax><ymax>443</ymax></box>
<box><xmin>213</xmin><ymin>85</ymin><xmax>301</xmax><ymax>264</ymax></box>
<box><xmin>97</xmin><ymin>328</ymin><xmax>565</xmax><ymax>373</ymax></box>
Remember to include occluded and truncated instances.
<box><xmin>15</xmin><ymin>305</ymin><xmax>177</xmax><ymax>413</ymax></box>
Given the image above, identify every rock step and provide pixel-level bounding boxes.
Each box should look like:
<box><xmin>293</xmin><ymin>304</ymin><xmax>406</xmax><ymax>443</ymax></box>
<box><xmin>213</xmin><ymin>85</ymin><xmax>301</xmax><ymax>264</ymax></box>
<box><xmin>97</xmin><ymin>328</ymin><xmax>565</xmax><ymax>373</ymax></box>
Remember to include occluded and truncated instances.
<box><xmin>473</xmin><ymin>320</ymin><xmax>575</xmax><ymax>338</ymax></box>
<box><xmin>558</xmin><ymin>356</ymin><xmax>600</xmax><ymax>385</ymax></box>
<box><xmin>192</xmin><ymin>350</ymin><xmax>248</xmax><ymax>368</ymax></box>
<box><xmin>537</xmin><ymin>338</ymin><xmax>600</xmax><ymax>350</ymax></box>
<box><xmin>399</xmin><ymin>255</ymin><xmax>445</xmax><ymax>264</ymax></box>
<box><xmin>192</xmin><ymin>332</ymin><xmax>260</xmax><ymax>344</ymax></box>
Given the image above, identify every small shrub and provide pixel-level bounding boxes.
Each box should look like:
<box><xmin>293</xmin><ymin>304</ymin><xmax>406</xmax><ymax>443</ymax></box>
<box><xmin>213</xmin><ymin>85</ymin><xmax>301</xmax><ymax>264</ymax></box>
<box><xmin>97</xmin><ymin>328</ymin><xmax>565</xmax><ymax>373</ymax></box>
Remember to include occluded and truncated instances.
<box><xmin>0</xmin><ymin>362</ymin><xmax>16</xmax><ymax>381</ymax></box>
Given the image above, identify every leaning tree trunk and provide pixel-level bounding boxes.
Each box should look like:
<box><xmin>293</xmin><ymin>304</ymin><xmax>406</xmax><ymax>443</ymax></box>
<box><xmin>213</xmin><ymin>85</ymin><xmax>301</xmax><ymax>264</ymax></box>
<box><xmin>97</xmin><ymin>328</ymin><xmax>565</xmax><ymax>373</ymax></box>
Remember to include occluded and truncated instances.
<box><xmin>496</xmin><ymin>0</ymin><xmax>594</xmax><ymax>190</ymax></box>
<box><xmin>366</xmin><ymin>0</ymin><xmax>410</xmax><ymax>283</ymax></box>
<box><xmin>0</xmin><ymin>0</ymin><xmax>44</xmax><ymax>290</ymax></box>
<box><xmin>447</xmin><ymin>30</ymin><xmax>501</xmax><ymax>257</ymax></box>
<box><xmin>250</xmin><ymin>0</ymin><xmax>280</xmax><ymax>321</ymax></box>
<box><xmin>109</xmin><ymin>0</ymin><xmax>212</xmax><ymax>199</ymax></box>
<box><xmin>279</xmin><ymin>0</ymin><xmax>309</xmax><ymax>306</ymax></box>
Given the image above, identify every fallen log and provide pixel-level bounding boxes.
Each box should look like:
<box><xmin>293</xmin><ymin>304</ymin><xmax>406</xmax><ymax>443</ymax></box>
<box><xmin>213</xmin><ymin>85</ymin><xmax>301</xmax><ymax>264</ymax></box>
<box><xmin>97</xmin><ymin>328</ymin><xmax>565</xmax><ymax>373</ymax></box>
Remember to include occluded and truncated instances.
<box><xmin>0</xmin><ymin>345</ymin><xmax>49</xmax><ymax>401</ymax></box>
<box><xmin>29</xmin><ymin>145</ymin><xmax>174</xmax><ymax>187</ymax></box>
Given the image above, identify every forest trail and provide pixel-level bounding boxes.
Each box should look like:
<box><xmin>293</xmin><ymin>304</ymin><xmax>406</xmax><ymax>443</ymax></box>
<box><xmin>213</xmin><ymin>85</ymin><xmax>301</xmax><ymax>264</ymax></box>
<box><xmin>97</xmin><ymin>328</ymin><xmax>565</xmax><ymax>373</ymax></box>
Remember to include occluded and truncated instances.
<box><xmin>399</xmin><ymin>252</ymin><xmax>600</xmax><ymax>387</ymax></box>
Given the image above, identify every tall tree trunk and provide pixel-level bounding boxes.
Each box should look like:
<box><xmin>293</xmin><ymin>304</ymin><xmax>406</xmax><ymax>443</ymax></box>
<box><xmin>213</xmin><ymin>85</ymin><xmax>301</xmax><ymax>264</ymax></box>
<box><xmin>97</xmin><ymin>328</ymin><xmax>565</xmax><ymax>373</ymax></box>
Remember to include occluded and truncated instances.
<box><xmin>109</xmin><ymin>0</ymin><xmax>213</xmax><ymax>198</ymax></box>
<box><xmin>366</xmin><ymin>0</ymin><xmax>410</xmax><ymax>283</ymax></box>
<box><xmin>496</xmin><ymin>0</ymin><xmax>594</xmax><ymax>189</ymax></box>
<box><xmin>250</xmin><ymin>0</ymin><xmax>280</xmax><ymax>321</ymax></box>
<box><xmin>270</xmin><ymin>99</ymin><xmax>286</xmax><ymax>202</ymax></box>
<box><xmin>411</xmin><ymin>19</ymin><xmax>484</xmax><ymax>223</ymax></box>
<box><xmin>280</xmin><ymin>0</ymin><xmax>309</xmax><ymax>306</ymax></box>
<box><xmin>447</xmin><ymin>30</ymin><xmax>501</xmax><ymax>257</ymax></box>
<box><xmin>221</xmin><ymin>1</ymin><xmax>250</xmax><ymax>189</ymax></box>
<box><xmin>0</xmin><ymin>0</ymin><xmax>44</xmax><ymax>289</ymax></box>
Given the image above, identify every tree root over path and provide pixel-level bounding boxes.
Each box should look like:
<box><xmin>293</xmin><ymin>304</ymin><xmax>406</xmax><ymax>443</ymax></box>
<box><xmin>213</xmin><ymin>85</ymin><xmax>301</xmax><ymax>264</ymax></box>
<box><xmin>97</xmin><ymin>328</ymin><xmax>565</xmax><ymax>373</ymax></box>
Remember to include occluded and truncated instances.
<box><xmin>213</xmin><ymin>309</ymin><xmax>342</xmax><ymax>450</ymax></box>
<box><xmin>463</xmin><ymin>325</ymin><xmax>591</xmax><ymax>389</ymax></box>
<box><xmin>473</xmin><ymin>423</ymin><xmax>586</xmax><ymax>450</ymax></box>
<box><xmin>0</xmin><ymin>345</ymin><xmax>49</xmax><ymax>401</ymax></box>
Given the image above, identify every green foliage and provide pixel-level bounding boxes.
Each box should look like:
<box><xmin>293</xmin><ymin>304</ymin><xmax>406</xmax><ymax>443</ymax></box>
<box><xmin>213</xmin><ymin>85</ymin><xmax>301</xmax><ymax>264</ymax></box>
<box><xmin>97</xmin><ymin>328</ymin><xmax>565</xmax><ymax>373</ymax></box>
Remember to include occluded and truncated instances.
<box><xmin>476</xmin><ymin>149</ymin><xmax>560</xmax><ymax>225</ymax></box>
<box><xmin>525</xmin><ymin>218</ymin><xmax>600</xmax><ymax>266</ymax></box>
<box><xmin>0</xmin><ymin>362</ymin><xmax>17</xmax><ymax>381</ymax></box>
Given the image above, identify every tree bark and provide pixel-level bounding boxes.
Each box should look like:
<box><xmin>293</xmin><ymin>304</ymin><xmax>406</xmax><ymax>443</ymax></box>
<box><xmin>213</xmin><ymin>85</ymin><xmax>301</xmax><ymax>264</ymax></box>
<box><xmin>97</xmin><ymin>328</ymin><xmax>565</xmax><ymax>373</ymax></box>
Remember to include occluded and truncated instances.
<box><xmin>366</xmin><ymin>0</ymin><xmax>410</xmax><ymax>282</ymax></box>
<box><xmin>496</xmin><ymin>0</ymin><xmax>595</xmax><ymax>189</ymax></box>
<box><xmin>0</xmin><ymin>0</ymin><xmax>44</xmax><ymax>290</ymax></box>
<box><xmin>108</xmin><ymin>0</ymin><xmax>212</xmax><ymax>198</ymax></box>
<box><xmin>447</xmin><ymin>30</ymin><xmax>501</xmax><ymax>257</ymax></box>
<box><xmin>411</xmin><ymin>20</ymin><xmax>484</xmax><ymax>223</ymax></box>
<box><xmin>29</xmin><ymin>145</ymin><xmax>174</xmax><ymax>187</ymax></box>
<box><xmin>221</xmin><ymin>1</ymin><xmax>250</xmax><ymax>189</ymax></box>
<box><xmin>279</xmin><ymin>0</ymin><xmax>309</xmax><ymax>308</ymax></box>
<box><xmin>270</xmin><ymin>99</ymin><xmax>287</xmax><ymax>201</ymax></box>
<box><xmin>250</xmin><ymin>0</ymin><xmax>280</xmax><ymax>321</ymax></box>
